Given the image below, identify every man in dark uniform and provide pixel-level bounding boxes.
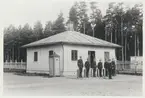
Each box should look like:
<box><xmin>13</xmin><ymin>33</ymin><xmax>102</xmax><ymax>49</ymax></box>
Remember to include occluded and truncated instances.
<box><xmin>104</xmin><ymin>59</ymin><xmax>108</xmax><ymax>77</ymax></box>
<box><xmin>98</xmin><ymin>59</ymin><xmax>103</xmax><ymax>77</ymax></box>
<box><xmin>108</xmin><ymin>59</ymin><xmax>112</xmax><ymax>79</ymax></box>
<box><xmin>85</xmin><ymin>58</ymin><xmax>90</xmax><ymax>78</ymax></box>
<box><xmin>111</xmin><ymin>58</ymin><xmax>116</xmax><ymax>76</ymax></box>
<box><xmin>92</xmin><ymin>58</ymin><xmax>97</xmax><ymax>77</ymax></box>
<box><xmin>77</xmin><ymin>56</ymin><xmax>83</xmax><ymax>78</ymax></box>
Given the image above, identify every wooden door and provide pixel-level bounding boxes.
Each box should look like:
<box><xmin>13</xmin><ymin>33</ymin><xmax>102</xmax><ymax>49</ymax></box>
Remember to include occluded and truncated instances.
<box><xmin>54</xmin><ymin>57</ymin><xmax>60</xmax><ymax>76</ymax></box>
<box><xmin>49</xmin><ymin>57</ymin><xmax>54</xmax><ymax>76</ymax></box>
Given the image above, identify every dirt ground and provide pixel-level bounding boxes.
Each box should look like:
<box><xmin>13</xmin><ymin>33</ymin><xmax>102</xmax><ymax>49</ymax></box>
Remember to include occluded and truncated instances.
<box><xmin>3</xmin><ymin>73</ymin><xmax>142</xmax><ymax>96</ymax></box>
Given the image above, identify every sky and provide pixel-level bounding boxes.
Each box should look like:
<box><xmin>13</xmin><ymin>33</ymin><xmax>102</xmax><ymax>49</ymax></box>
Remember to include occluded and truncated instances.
<box><xmin>0</xmin><ymin>0</ymin><xmax>142</xmax><ymax>32</ymax></box>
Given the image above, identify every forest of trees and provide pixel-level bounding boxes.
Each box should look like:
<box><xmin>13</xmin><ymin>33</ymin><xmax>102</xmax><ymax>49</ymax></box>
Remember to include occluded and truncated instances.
<box><xmin>4</xmin><ymin>2</ymin><xmax>143</xmax><ymax>62</ymax></box>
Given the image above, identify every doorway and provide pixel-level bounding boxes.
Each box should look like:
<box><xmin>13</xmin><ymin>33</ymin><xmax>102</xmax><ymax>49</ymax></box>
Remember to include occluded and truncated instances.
<box><xmin>49</xmin><ymin>51</ymin><xmax>60</xmax><ymax>76</ymax></box>
<box><xmin>88</xmin><ymin>51</ymin><xmax>95</xmax><ymax>68</ymax></box>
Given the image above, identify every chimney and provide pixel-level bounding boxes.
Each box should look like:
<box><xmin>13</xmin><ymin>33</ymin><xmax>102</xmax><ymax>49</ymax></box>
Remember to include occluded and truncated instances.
<box><xmin>66</xmin><ymin>21</ymin><xmax>74</xmax><ymax>31</ymax></box>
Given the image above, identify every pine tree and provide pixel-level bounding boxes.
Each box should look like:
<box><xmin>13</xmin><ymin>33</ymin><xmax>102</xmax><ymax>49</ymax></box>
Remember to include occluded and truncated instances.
<box><xmin>68</xmin><ymin>3</ymin><xmax>79</xmax><ymax>31</ymax></box>
<box><xmin>44</xmin><ymin>21</ymin><xmax>53</xmax><ymax>37</ymax></box>
<box><xmin>33</xmin><ymin>21</ymin><xmax>43</xmax><ymax>40</ymax></box>
<box><xmin>52</xmin><ymin>12</ymin><xmax>66</xmax><ymax>34</ymax></box>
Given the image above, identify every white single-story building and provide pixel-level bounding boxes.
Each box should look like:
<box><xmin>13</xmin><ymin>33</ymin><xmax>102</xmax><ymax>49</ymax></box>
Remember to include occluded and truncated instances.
<box><xmin>22</xmin><ymin>31</ymin><xmax>121</xmax><ymax>76</ymax></box>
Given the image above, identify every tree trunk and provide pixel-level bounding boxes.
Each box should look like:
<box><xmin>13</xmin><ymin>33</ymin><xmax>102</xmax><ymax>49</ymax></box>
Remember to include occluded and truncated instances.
<box><xmin>137</xmin><ymin>35</ymin><xmax>139</xmax><ymax>56</ymax></box>
<box><xmin>84</xmin><ymin>23</ymin><xmax>85</xmax><ymax>34</ymax></box>
<box><xmin>93</xmin><ymin>27</ymin><xmax>94</xmax><ymax>37</ymax></box>
<box><xmin>13</xmin><ymin>46</ymin><xmax>15</xmax><ymax>62</ymax></box>
<box><xmin>121</xmin><ymin>17</ymin><xmax>124</xmax><ymax>62</ymax></box>
<box><xmin>111</xmin><ymin>23</ymin><xmax>113</xmax><ymax>43</ymax></box>
<box><xmin>18</xmin><ymin>47</ymin><xmax>20</xmax><ymax>62</ymax></box>
<box><xmin>135</xmin><ymin>33</ymin><xmax>136</xmax><ymax>56</ymax></box>
<box><xmin>105</xmin><ymin>27</ymin><xmax>107</xmax><ymax>41</ymax></box>
<box><xmin>115</xmin><ymin>25</ymin><xmax>117</xmax><ymax>43</ymax></box>
<box><xmin>125</xmin><ymin>33</ymin><xmax>127</xmax><ymax>61</ymax></box>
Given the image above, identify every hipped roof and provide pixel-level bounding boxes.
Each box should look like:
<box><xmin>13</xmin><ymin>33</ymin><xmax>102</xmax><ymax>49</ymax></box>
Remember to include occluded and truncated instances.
<box><xmin>22</xmin><ymin>31</ymin><xmax>122</xmax><ymax>48</ymax></box>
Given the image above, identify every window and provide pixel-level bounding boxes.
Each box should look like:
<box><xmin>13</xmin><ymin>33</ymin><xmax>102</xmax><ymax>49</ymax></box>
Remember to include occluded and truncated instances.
<box><xmin>71</xmin><ymin>50</ymin><xmax>77</xmax><ymax>61</ymax></box>
<box><xmin>49</xmin><ymin>50</ymin><xmax>53</xmax><ymax>56</ymax></box>
<box><xmin>104</xmin><ymin>52</ymin><xmax>109</xmax><ymax>61</ymax></box>
<box><xmin>34</xmin><ymin>52</ymin><xmax>38</xmax><ymax>61</ymax></box>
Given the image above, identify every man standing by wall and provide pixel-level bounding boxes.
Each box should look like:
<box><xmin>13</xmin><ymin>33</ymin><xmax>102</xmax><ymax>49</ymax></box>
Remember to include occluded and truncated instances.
<box><xmin>98</xmin><ymin>59</ymin><xmax>103</xmax><ymax>77</ymax></box>
<box><xmin>77</xmin><ymin>56</ymin><xmax>83</xmax><ymax>78</ymax></box>
<box><xmin>92</xmin><ymin>58</ymin><xmax>97</xmax><ymax>77</ymax></box>
<box><xmin>85</xmin><ymin>58</ymin><xmax>90</xmax><ymax>78</ymax></box>
<box><xmin>111</xmin><ymin>58</ymin><xmax>116</xmax><ymax>76</ymax></box>
<box><xmin>104</xmin><ymin>59</ymin><xmax>108</xmax><ymax>77</ymax></box>
<box><xmin>108</xmin><ymin>59</ymin><xmax>112</xmax><ymax>79</ymax></box>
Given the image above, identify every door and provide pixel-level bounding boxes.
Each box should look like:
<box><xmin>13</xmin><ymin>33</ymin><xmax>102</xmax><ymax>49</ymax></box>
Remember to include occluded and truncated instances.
<box><xmin>54</xmin><ymin>57</ymin><xmax>60</xmax><ymax>76</ymax></box>
<box><xmin>88</xmin><ymin>51</ymin><xmax>95</xmax><ymax>68</ymax></box>
<box><xmin>49</xmin><ymin>50</ymin><xmax>54</xmax><ymax>76</ymax></box>
<box><xmin>49</xmin><ymin>57</ymin><xmax>54</xmax><ymax>76</ymax></box>
<box><xmin>88</xmin><ymin>51</ymin><xmax>91</xmax><ymax>64</ymax></box>
<box><xmin>104</xmin><ymin>52</ymin><xmax>110</xmax><ymax>61</ymax></box>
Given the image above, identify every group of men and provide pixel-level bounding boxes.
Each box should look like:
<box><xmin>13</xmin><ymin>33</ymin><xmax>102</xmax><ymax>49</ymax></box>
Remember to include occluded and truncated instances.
<box><xmin>77</xmin><ymin>56</ymin><xmax>116</xmax><ymax>79</ymax></box>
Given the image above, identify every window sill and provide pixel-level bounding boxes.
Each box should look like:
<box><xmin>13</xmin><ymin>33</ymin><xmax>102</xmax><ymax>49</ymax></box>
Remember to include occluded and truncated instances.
<box><xmin>72</xmin><ymin>60</ymin><xmax>77</xmax><ymax>61</ymax></box>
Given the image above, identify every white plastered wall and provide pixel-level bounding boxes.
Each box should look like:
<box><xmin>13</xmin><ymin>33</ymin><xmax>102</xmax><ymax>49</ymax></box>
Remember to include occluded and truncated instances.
<box><xmin>26</xmin><ymin>44</ymin><xmax>63</xmax><ymax>74</ymax></box>
<box><xmin>63</xmin><ymin>44</ymin><xmax>116</xmax><ymax>76</ymax></box>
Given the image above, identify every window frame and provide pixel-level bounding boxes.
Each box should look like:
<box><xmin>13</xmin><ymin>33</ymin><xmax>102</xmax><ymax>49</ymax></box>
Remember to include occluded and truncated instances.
<box><xmin>34</xmin><ymin>52</ymin><xmax>38</xmax><ymax>62</ymax></box>
<box><xmin>71</xmin><ymin>50</ymin><xmax>78</xmax><ymax>61</ymax></box>
<box><xmin>104</xmin><ymin>51</ymin><xmax>110</xmax><ymax>61</ymax></box>
<box><xmin>49</xmin><ymin>50</ymin><xmax>54</xmax><ymax>56</ymax></box>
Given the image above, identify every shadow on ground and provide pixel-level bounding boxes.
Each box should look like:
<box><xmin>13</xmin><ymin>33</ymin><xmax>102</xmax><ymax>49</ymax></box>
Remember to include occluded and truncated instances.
<box><xmin>13</xmin><ymin>72</ymin><xmax>53</xmax><ymax>78</ymax></box>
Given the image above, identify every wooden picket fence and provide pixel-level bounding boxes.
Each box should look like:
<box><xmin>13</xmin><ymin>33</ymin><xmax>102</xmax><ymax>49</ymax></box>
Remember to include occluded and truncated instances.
<box><xmin>116</xmin><ymin>61</ymin><xmax>131</xmax><ymax>70</ymax></box>
<box><xmin>4</xmin><ymin>60</ymin><xmax>27</xmax><ymax>70</ymax></box>
<box><xmin>116</xmin><ymin>60</ymin><xmax>142</xmax><ymax>75</ymax></box>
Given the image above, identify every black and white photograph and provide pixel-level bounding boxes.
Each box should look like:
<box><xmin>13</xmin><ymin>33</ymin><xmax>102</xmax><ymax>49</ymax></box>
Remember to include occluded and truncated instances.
<box><xmin>0</xmin><ymin>0</ymin><xmax>143</xmax><ymax>96</ymax></box>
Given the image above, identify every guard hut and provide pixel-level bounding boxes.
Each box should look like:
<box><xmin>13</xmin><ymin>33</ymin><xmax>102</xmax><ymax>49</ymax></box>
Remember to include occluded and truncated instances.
<box><xmin>22</xmin><ymin>31</ymin><xmax>121</xmax><ymax>77</ymax></box>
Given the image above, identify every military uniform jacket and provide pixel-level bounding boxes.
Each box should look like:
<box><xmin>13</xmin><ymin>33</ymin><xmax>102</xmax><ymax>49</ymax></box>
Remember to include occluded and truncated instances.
<box><xmin>104</xmin><ymin>62</ymin><xmax>108</xmax><ymax>69</ymax></box>
<box><xmin>85</xmin><ymin>61</ymin><xmax>90</xmax><ymax>69</ymax></box>
<box><xmin>92</xmin><ymin>61</ymin><xmax>97</xmax><ymax>68</ymax></box>
<box><xmin>98</xmin><ymin>62</ymin><xmax>103</xmax><ymax>69</ymax></box>
<box><xmin>77</xmin><ymin>59</ymin><xmax>83</xmax><ymax>68</ymax></box>
<box><xmin>108</xmin><ymin>62</ymin><xmax>112</xmax><ymax>70</ymax></box>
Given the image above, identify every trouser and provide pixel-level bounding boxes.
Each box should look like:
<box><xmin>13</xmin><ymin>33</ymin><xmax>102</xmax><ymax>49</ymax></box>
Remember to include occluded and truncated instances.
<box><xmin>108</xmin><ymin>69</ymin><xmax>112</xmax><ymax>79</ymax></box>
<box><xmin>99</xmin><ymin>69</ymin><xmax>102</xmax><ymax>77</ymax></box>
<box><xmin>79</xmin><ymin>67</ymin><xmax>83</xmax><ymax>77</ymax></box>
<box><xmin>105</xmin><ymin>68</ymin><xmax>108</xmax><ymax>76</ymax></box>
<box><xmin>86</xmin><ymin>68</ymin><xmax>90</xmax><ymax>77</ymax></box>
<box><xmin>93</xmin><ymin>68</ymin><xmax>96</xmax><ymax>77</ymax></box>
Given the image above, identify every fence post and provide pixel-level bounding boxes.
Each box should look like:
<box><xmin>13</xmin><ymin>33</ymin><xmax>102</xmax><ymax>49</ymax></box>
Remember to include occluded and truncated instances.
<box><xmin>135</xmin><ymin>62</ymin><xmax>137</xmax><ymax>74</ymax></box>
<box><xmin>10</xmin><ymin>60</ymin><xmax>12</xmax><ymax>69</ymax></box>
<box><xmin>4</xmin><ymin>60</ymin><xmax>7</xmax><ymax>69</ymax></box>
<box><xmin>21</xmin><ymin>59</ymin><xmax>23</xmax><ymax>65</ymax></box>
<box><xmin>21</xmin><ymin>59</ymin><xmax>23</xmax><ymax>63</ymax></box>
<box><xmin>15</xmin><ymin>60</ymin><xmax>17</xmax><ymax>69</ymax></box>
<box><xmin>5</xmin><ymin>60</ymin><xmax>8</xmax><ymax>66</ymax></box>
